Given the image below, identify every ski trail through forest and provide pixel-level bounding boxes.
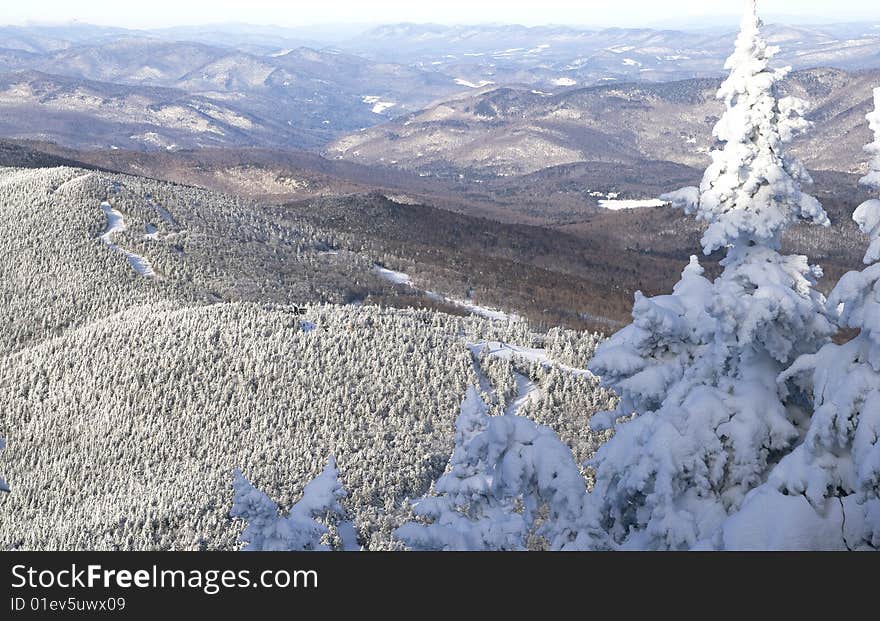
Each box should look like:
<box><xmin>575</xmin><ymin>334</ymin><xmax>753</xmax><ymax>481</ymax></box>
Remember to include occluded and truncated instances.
<box><xmin>51</xmin><ymin>172</ymin><xmax>93</xmax><ymax>196</ymax></box>
<box><xmin>99</xmin><ymin>201</ymin><xmax>156</xmax><ymax>277</ymax></box>
<box><xmin>469</xmin><ymin>341</ymin><xmax>597</xmax><ymax>379</ymax></box>
<box><xmin>505</xmin><ymin>371</ymin><xmax>541</xmax><ymax>416</ymax></box>
<box><xmin>374</xmin><ymin>264</ymin><xmax>520</xmax><ymax>322</ymax></box>
<box><xmin>468</xmin><ymin>340</ymin><xmax>596</xmax><ymax>417</ymax></box>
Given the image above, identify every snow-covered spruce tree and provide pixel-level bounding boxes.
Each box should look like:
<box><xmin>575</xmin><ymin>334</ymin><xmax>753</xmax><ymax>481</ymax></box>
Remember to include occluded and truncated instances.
<box><xmin>861</xmin><ymin>88</ymin><xmax>880</xmax><ymax>195</ymax></box>
<box><xmin>585</xmin><ymin>0</ymin><xmax>834</xmax><ymax>550</ymax></box>
<box><xmin>231</xmin><ymin>458</ymin><xmax>358</xmax><ymax>551</ymax></box>
<box><xmin>718</xmin><ymin>92</ymin><xmax>880</xmax><ymax>551</ymax></box>
<box><xmin>395</xmin><ymin>386</ymin><xmax>596</xmax><ymax>550</ymax></box>
<box><xmin>0</xmin><ymin>438</ymin><xmax>9</xmax><ymax>493</ymax></box>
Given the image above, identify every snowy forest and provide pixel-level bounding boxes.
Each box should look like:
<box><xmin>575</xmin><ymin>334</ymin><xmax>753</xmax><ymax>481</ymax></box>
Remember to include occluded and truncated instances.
<box><xmin>1</xmin><ymin>0</ymin><xmax>879</xmax><ymax>551</ymax></box>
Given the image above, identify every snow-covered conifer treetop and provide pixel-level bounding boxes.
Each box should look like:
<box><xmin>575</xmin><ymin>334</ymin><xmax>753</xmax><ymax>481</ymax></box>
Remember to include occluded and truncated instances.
<box><xmin>231</xmin><ymin>457</ymin><xmax>354</xmax><ymax>551</ymax></box>
<box><xmin>692</xmin><ymin>0</ymin><xmax>828</xmax><ymax>254</ymax></box>
<box><xmin>854</xmin><ymin>200</ymin><xmax>880</xmax><ymax>265</ymax></box>
<box><xmin>860</xmin><ymin>88</ymin><xmax>880</xmax><ymax>191</ymax></box>
<box><xmin>840</xmin><ymin>117</ymin><xmax>880</xmax><ymax>363</ymax></box>
<box><xmin>722</xmin><ymin>203</ymin><xmax>880</xmax><ymax>552</ymax></box>
<box><xmin>584</xmin><ymin>0</ymin><xmax>836</xmax><ymax>551</ymax></box>
<box><xmin>856</xmin><ymin>89</ymin><xmax>880</xmax><ymax>264</ymax></box>
<box><xmin>395</xmin><ymin>386</ymin><xmax>597</xmax><ymax>551</ymax></box>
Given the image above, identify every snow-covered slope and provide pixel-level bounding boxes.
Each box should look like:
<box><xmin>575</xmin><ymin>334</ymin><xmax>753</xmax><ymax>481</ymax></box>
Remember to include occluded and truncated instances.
<box><xmin>0</xmin><ymin>165</ymin><xmax>614</xmax><ymax>550</ymax></box>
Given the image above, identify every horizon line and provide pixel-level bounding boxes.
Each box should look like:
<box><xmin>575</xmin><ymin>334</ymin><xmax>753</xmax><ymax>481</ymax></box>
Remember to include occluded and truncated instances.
<box><xmin>3</xmin><ymin>15</ymin><xmax>880</xmax><ymax>32</ymax></box>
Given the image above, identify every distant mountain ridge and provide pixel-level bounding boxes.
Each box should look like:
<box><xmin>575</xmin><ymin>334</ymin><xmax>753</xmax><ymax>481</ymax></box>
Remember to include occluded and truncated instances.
<box><xmin>0</xmin><ymin>21</ymin><xmax>877</xmax><ymax>153</ymax></box>
<box><xmin>0</xmin><ymin>39</ymin><xmax>463</xmax><ymax>150</ymax></box>
<box><xmin>327</xmin><ymin>67</ymin><xmax>880</xmax><ymax>177</ymax></box>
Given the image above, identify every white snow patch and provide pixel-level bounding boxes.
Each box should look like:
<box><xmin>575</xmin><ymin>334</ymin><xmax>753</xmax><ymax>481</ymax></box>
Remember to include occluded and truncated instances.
<box><xmin>100</xmin><ymin>202</ymin><xmax>156</xmax><ymax>277</ymax></box>
<box><xmin>362</xmin><ymin>96</ymin><xmax>397</xmax><ymax>114</ymax></box>
<box><xmin>372</xmin><ymin>101</ymin><xmax>396</xmax><ymax>114</ymax></box>
<box><xmin>552</xmin><ymin>77</ymin><xmax>578</xmax><ymax>87</ymax></box>
<box><xmin>623</xmin><ymin>58</ymin><xmax>642</xmax><ymax>67</ymax></box>
<box><xmin>452</xmin><ymin>298</ymin><xmax>517</xmax><ymax>322</ymax></box>
<box><xmin>374</xmin><ymin>265</ymin><xmax>413</xmax><ymax>286</ymax></box>
<box><xmin>599</xmin><ymin>198</ymin><xmax>667</xmax><ymax>211</ymax></box>
<box><xmin>454</xmin><ymin>78</ymin><xmax>495</xmax><ymax>89</ymax></box>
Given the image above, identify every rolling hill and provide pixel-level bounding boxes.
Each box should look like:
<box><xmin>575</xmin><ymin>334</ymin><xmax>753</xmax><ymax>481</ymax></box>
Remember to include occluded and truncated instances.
<box><xmin>0</xmin><ymin>165</ymin><xmax>614</xmax><ymax>550</ymax></box>
<box><xmin>327</xmin><ymin>68</ymin><xmax>880</xmax><ymax>177</ymax></box>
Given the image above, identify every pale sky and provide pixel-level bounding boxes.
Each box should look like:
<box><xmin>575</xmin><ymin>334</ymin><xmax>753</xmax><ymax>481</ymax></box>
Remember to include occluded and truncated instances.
<box><xmin>3</xmin><ymin>0</ymin><xmax>877</xmax><ymax>30</ymax></box>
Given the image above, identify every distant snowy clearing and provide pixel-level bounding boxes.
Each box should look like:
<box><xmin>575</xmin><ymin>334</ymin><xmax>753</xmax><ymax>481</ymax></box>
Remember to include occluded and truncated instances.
<box><xmin>599</xmin><ymin>198</ymin><xmax>668</xmax><ymax>211</ymax></box>
<box><xmin>450</xmin><ymin>298</ymin><xmax>516</xmax><ymax>322</ymax></box>
<box><xmin>454</xmin><ymin>78</ymin><xmax>495</xmax><ymax>89</ymax></box>
<box><xmin>374</xmin><ymin>265</ymin><xmax>413</xmax><ymax>286</ymax></box>
<box><xmin>361</xmin><ymin>96</ymin><xmax>397</xmax><ymax>114</ymax></box>
<box><xmin>99</xmin><ymin>202</ymin><xmax>156</xmax><ymax>277</ymax></box>
<box><xmin>371</xmin><ymin>102</ymin><xmax>396</xmax><ymax>114</ymax></box>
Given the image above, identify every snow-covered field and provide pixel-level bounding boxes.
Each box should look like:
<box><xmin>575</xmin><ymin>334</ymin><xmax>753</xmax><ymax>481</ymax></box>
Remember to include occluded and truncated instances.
<box><xmin>362</xmin><ymin>96</ymin><xmax>397</xmax><ymax>114</ymax></box>
<box><xmin>598</xmin><ymin>198</ymin><xmax>667</xmax><ymax>210</ymax></box>
<box><xmin>454</xmin><ymin>78</ymin><xmax>495</xmax><ymax>89</ymax></box>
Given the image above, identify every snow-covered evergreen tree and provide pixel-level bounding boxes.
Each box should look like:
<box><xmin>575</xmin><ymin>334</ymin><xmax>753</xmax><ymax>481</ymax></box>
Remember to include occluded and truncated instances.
<box><xmin>861</xmin><ymin>88</ymin><xmax>880</xmax><ymax>194</ymax></box>
<box><xmin>395</xmin><ymin>386</ymin><xmax>595</xmax><ymax>550</ymax></box>
<box><xmin>231</xmin><ymin>457</ymin><xmax>357</xmax><ymax>551</ymax></box>
<box><xmin>588</xmin><ymin>256</ymin><xmax>715</xmax><ymax>430</ymax></box>
<box><xmin>718</xmin><ymin>93</ymin><xmax>880</xmax><ymax>551</ymax></box>
<box><xmin>585</xmin><ymin>0</ymin><xmax>834</xmax><ymax>550</ymax></box>
<box><xmin>664</xmin><ymin>0</ymin><xmax>829</xmax><ymax>252</ymax></box>
<box><xmin>0</xmin><ymin>438</ymin><xmax>9</xmax><ymax>493</ymax></box>
<box><xmin>231</xmin><ymin>470</ymin><xmax>283</xmax><ymax>551</ymax></box>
